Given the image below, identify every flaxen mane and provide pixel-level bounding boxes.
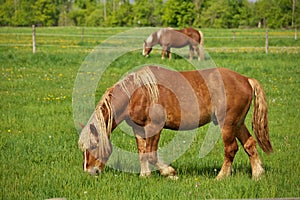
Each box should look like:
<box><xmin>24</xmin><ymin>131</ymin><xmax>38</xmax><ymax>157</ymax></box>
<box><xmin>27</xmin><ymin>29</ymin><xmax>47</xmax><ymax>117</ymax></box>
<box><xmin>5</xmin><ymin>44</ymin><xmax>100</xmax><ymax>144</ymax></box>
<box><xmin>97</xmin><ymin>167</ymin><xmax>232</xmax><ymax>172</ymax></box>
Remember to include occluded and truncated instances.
<box><xmin>118</xmin><ymin>66</ymin><xmax>159</xmax><ymax>102</ymax></box>
<box><xmin>78</xmin><ymin>66</ymin><xmax>159</xmax><ymax>153</ymax></box>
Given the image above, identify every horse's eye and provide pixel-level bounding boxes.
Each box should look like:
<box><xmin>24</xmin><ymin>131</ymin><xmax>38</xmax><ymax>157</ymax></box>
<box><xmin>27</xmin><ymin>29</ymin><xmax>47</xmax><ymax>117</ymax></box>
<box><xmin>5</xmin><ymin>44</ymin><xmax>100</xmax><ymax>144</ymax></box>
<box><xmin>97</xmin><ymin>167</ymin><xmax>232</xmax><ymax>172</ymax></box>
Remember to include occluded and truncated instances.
<box><xmin>89</xmin><ymin>145</ymin><xmax>98</xmax><ymax>151</ymax></box>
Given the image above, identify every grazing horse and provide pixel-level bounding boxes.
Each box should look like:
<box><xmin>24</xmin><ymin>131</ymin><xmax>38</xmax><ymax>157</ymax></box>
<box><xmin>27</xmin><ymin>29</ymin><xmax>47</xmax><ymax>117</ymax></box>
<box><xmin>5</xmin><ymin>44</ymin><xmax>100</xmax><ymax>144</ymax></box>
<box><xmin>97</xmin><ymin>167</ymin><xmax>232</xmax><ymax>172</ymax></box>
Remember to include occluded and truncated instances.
<box><xmin>143</xmin><ymin>28</ymin><xmax>204</xmax><ymax>60</ymax></box>
<box><xmin>78</xmin><ymin>66</ymin><xmax>273</xmax><ymax>180</ymax></box>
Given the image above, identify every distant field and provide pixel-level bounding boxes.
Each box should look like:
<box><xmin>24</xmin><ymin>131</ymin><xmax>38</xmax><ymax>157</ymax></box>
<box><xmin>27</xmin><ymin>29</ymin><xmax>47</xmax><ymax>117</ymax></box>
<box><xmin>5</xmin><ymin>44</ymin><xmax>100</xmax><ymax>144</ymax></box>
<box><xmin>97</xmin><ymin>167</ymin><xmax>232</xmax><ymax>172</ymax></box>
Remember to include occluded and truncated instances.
<box><xmin>0</xmin><ymin>27</ymin><xmax>299</xmax><ymax>199</ymax></box>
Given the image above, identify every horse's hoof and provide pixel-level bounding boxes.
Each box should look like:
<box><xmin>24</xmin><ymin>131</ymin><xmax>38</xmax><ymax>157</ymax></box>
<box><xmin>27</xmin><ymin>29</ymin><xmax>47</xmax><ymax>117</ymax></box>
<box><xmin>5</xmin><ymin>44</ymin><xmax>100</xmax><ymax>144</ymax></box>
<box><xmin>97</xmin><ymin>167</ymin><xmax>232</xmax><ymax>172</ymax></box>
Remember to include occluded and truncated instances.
<box><xmin>139</xmin><ymin>172</ymin><xmax>151</xmax><ymax>178</ymax></box>
<box><xmin>167</xmin><ymin>175</ymin><xmax>179</xmax><ymax>180</ymax></box>
<box><xmin>215</xmin><ymin>171</ymin><xmax>231</xmax><ymax>180</ymax></box>
<box><xmin>252</xmin><ymin>170</ymin><xmax>265</xmax><ymax>181</ymax></box>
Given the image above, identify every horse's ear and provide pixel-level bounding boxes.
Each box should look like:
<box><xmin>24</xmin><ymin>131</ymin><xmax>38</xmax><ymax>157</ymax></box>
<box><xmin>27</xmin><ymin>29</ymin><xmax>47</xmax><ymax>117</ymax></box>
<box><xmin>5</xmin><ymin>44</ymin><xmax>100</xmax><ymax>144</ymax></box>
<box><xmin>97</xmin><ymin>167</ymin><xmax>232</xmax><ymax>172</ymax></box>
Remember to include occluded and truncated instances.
<box><xmin>79</xmin><ymin>123</ymin><xmax>85</xmax><ymax>129</ymax></box>
<box><xmin>90</xmin><ymin>124</ymin><xmax>99</xmax><ymax>138</ymax></box>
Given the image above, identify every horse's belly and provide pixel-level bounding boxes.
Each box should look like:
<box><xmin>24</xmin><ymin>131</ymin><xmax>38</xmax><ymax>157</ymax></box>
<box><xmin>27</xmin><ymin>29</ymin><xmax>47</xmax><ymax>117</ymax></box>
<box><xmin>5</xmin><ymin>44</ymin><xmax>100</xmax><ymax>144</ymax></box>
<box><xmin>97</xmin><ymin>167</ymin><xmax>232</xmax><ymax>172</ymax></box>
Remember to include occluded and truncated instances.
<box><xmin>163</xmin><ymin>102</ymin><xmax>212</xmax><ymax>130</ymax></box>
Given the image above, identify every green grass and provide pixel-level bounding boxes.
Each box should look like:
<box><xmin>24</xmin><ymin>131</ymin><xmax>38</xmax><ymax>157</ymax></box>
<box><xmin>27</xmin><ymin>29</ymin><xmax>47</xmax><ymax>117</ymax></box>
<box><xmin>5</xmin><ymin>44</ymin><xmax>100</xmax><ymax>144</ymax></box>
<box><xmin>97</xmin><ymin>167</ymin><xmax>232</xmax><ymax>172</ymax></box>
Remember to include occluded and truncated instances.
<box><xmin>1</xmin><ymin>27</ymin><xmax>299</xmax><ymax>199</ymax></box>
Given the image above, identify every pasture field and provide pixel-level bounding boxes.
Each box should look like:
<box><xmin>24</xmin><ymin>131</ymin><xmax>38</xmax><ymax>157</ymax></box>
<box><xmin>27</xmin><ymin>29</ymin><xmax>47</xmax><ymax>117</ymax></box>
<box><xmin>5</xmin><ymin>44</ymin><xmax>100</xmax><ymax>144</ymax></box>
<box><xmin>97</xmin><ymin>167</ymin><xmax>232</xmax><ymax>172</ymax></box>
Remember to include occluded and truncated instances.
<box><xmin>1</xmin><ymin>27</ymin><xmax>300</xmax><ymax>199</ymax></box>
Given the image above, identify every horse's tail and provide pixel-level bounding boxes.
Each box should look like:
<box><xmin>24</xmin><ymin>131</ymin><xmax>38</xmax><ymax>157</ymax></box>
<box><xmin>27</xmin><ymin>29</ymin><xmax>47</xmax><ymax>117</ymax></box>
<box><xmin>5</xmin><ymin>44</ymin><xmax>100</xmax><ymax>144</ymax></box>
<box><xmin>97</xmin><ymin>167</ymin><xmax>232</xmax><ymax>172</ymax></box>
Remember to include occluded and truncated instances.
<box><xmin>198</xmin><ymin>30</ymin><xmax>204</xmax><ymax>48</ymax></box>
<box><xmin>248</xmin><ymin>78</ymin><xmax>273</xmax><ymax>154</ymax></box>
<box><xmin>198</xmin><ymin>30</ymin><xmax>204</xmax><ymax>60</ymax></box>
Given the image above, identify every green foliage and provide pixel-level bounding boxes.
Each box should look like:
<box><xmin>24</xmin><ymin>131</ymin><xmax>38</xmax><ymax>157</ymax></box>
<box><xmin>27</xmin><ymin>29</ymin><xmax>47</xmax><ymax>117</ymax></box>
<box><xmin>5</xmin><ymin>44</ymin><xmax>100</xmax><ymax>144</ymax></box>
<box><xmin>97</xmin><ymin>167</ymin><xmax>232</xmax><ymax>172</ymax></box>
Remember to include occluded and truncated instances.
<box><xmin>133</xmin><ymin>0</ymin><xmax>164</xmax><ymax>26</ymax></box>
<box><xmin>0</xmin><ymin>0</ymin><xmax>33</xmax><ymax>26</ymax></box>
<box><xmin>68</xmin><ymin>7</ymin><xmax>86</xmax><ymax>26</ymax></box>
<box><xmin>111</xmin><ymin>1</ymin><xmax>133</xmax><ymax>26</ymax></box>
<box><xmin>86</xmin><ymin>9</ymin><xmax>104</xmax><ymax>26</ymax></box>
<box><xmin>0</xmin><ymin>0</ymin><xmax>299</xmax><ymax>28</ymax></box>
<box><xmin>255</xmin><ymin>0</ymin><xmax>300</xmax><ymax>28</ymax></box>
<box><xmin>200</xmin><ymin>0</ymin><xmax>252</xmax><ymax>28</ymax></box>
<box><xmin>162</xmin><ymin>0</ymin><xmax>195</xmax><ymax>27</ymax></box>
<box><xmin>31</xmin><ymin>0</ymin><xmax>59</xmax><ymax>26</ymax></box>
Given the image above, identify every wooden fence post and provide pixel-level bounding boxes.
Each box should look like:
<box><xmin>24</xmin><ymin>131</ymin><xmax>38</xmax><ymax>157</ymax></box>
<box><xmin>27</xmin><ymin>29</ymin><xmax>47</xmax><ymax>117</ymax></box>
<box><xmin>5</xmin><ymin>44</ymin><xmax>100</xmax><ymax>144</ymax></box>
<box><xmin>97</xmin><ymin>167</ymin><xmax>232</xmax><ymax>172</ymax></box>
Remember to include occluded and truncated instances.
<box><xmin>81</xmin><ymin>27</ymin><xmax>84</xmax><ymax>43</ymax></box>
<box><xmin>32</xmin><ymin>25</ymin><xmax>36</xmax><ymax>53</ymax></box>
<box><xmin>232</xmin><ymin>30</ymin><xmax>236</xmax><ymax>41</ymax></box>
<box><xmin>265</xmin><ymin>30</ymin><xmax>269</xmax><ymax>54</ymax></box>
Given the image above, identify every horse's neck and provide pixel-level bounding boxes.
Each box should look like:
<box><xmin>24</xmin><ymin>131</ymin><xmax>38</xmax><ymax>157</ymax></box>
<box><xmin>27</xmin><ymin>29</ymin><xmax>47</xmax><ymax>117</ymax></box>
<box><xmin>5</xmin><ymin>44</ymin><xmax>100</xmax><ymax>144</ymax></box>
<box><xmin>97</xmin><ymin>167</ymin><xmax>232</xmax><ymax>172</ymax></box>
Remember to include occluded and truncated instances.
<box><xmin>147</xmin><ymin>32</ymin><xmax>159</xmax><ymax>46</ymax></box>
<box><xmin>107</xmin><ymin>85</ymin><xmax>130</xmax><ymax>127</ymax></box>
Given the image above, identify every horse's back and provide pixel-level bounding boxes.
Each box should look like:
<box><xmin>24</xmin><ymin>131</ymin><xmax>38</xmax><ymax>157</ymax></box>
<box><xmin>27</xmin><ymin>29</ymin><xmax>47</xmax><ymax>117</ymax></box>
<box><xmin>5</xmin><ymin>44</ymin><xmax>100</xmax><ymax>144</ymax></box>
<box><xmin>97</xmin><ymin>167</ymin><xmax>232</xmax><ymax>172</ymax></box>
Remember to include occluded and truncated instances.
<box><xmin>183</xmin><ymin>28</ymin><xmax>201</xmax><ymax>43</ymax></box>
<box><xmin>130</xmin><ymin>66</ymin><xmax>254</xmax><ymax>129</ymax></box>
<box><xmin>217</xmin><ymin>68</ymin><xmax>253</xmax><ymax>96</ymax></box>
<box><xmin>210</xmin><ymin>68</ymin><xmax>253</xmax><ymax>125</ymax></box>
<box><xmin>146</xmin><ymin>66</ymin><xmax>252</xmax><ymax>94</ymax></box>
<box><xmin>160</xmin><ymin>28</ymin><xmax>195</xmax><ymax>47</ymax></box>
<box><xmin>153</xmin><ymin>66</ymin><xmax>253</xmax><ymax>122</ymax></box>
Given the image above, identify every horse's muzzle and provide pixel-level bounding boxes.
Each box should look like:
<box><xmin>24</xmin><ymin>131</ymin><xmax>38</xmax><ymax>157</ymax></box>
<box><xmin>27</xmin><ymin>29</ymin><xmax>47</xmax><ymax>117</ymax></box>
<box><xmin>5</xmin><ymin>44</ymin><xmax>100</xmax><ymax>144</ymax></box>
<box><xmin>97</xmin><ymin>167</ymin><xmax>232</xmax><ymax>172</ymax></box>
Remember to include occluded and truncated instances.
<box><xmin>85</xmin><ymin>166</ymin><xmax>101</xmax><ymax>176</ymax></box>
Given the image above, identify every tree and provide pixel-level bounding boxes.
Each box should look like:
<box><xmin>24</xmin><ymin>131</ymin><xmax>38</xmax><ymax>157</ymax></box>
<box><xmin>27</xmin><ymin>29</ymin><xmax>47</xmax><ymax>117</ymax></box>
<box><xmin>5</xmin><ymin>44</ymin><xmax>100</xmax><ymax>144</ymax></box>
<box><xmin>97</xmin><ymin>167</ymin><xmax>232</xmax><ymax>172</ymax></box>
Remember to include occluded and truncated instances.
<box><xmin>31</xmin><ymin>0</ymin><xmax>59</xmax><ymax>26</ymax></box>
<box><xmin>133</xmin><ymin>0</ymin><xmax>163</xmax><ymax>26</ymax></box>
<box><xmin>200</xmin><ymin>0</ymin><xmax>229</xmax><ymax>28</ymax></box>
<box><xmin>105</xmin><ymin>0</ymin><xmax>133</xmax><ymax>26</ymax></box>
<box><xmin>192</xmin><ymin>0</ymin><xmax>204</xmax><ymax>27</ymax></box>
<box><xmin>57</xmin><ymin>0</ymin><xmax>74</xmax><ymax>26</ymax></box>
<box><xmin>86</xmin><ymin>9</ymin><xmax>104</xmax><ymax>26</ymax></box>
<box><xmin>254</xmin><ymin>0</ymin><xmax>299</xmax><ymax>28</ymax></box>
<box><xmin>0</xmin><ymin>0</ymin><xmax>298</xmax><ymax>28</ymax></box>
<box><xmin>0</xmin><ymin>0</ymin><xmax>34</xmax><ymax>26</ymax></box>
<box><xmin>162</xmin><ymin>0</ymin><xmax>195</xmax><ymax>27</ymax></box>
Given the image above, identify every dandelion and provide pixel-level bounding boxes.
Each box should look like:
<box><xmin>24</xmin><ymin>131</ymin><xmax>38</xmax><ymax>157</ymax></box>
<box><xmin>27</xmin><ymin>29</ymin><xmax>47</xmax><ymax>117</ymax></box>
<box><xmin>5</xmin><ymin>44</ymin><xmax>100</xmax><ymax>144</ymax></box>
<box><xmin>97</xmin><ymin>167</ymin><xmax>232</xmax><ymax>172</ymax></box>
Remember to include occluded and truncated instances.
<box><xmin>7</xmin><ymin>129</ymin><xmax>11</xmax><ymax>133</ymax></box>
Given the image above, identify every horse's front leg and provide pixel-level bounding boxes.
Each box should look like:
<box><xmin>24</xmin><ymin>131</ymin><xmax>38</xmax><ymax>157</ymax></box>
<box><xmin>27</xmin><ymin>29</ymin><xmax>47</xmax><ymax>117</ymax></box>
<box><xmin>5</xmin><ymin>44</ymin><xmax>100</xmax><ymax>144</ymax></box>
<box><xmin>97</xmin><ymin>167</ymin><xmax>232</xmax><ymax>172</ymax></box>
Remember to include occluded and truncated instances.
<box><xmin>135</xmin><ymin>134</ymin><xmax>151</xmax><ymax>177</ymax></box>
<box><xmin>161</xmin><ymin>49</ymin><xmax>166</xmax><ymax>59</ymax></box>
<box><xmin>145</xmin><ymin>104</ymin><xmax>177</xmax><ymax>179</ymax></box>
<box><xmin>146</xmin><ymin>130</ymin><xmax>178</xmax><ymax>179</ymax></box>
<box><xmin>161</xmin><ymin>46</ymin><xmax>171</xmax><ymax>60</ymax></box>
<box><xmin>167</xmin><ymin>47</ymin><xmax>172</xmax><ymax>59</ymax></box>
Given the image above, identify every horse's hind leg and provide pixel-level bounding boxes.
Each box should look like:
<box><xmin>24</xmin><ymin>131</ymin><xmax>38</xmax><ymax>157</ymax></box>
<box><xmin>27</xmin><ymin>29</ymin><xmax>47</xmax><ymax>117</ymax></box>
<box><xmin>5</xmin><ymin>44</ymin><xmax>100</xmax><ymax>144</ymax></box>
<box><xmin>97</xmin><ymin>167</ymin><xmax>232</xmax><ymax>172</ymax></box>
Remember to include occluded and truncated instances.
<box><xmin>189</xmin><ymin>45</ymin><xmax>194</xmax><ymax>60</ymax></box>
<box><xmin>161</xmin><ymin>47</ymin><xmax>171</xmax><ymax>59</ymax></box>
<box><xmin>167</xmin><ymin>50</ymin><xmax>172</xmax><ymax>59</ymax></box>
<box><xmin>194</xmin><ymin>46</ymin><xmax>203</xmax><ymax>61</ymax></box>
<box><xmin>237</xmin><ymin>124</ymin><xmax>264</xmax><ymax>180</ymax></box>
<box><xmin>217</xmin><ymin>125</ymin><xmax>239</xmax><ymax>179</ymax></box>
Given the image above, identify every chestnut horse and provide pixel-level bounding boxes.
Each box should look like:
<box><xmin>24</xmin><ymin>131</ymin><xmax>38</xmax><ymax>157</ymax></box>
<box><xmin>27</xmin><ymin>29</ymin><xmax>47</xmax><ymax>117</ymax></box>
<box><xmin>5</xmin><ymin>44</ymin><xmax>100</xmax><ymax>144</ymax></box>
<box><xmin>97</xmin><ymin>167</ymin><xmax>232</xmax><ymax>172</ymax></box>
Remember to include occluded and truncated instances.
<box><xmin>143</xmin><ymin>28</ymin><xmax>204</xmax><ymax>60</ymax></box>
<box><xmin>78</xmin><ymin>66</ymin><xmax>273</xmax><ymax>180</ymax></box>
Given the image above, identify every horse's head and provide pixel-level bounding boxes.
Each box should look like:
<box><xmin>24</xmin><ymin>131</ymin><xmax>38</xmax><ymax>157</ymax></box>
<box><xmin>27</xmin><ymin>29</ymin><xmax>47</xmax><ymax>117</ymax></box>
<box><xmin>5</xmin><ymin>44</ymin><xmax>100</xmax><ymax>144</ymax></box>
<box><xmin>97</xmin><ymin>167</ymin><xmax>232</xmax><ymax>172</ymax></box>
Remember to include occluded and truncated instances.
<box><xmin>78</xmin><ymin>100</ymin><xmax>113</xmax><ymax>176</ymax></box>
<box><xmin>143</xmin><ymin>41</ymin><xmax>152</xmax><ymax>57</ymax></box>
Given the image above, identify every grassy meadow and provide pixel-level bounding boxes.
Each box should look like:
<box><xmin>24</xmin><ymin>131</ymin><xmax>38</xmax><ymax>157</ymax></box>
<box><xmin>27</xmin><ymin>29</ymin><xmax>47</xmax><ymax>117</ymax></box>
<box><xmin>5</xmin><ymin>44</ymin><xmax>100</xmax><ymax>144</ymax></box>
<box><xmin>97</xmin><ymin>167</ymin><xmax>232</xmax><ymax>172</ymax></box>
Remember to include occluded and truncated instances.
<box><xmin>0</xmin><ymin>27</ymin><xmax>299</xmax><ymax>199</ymax></box>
